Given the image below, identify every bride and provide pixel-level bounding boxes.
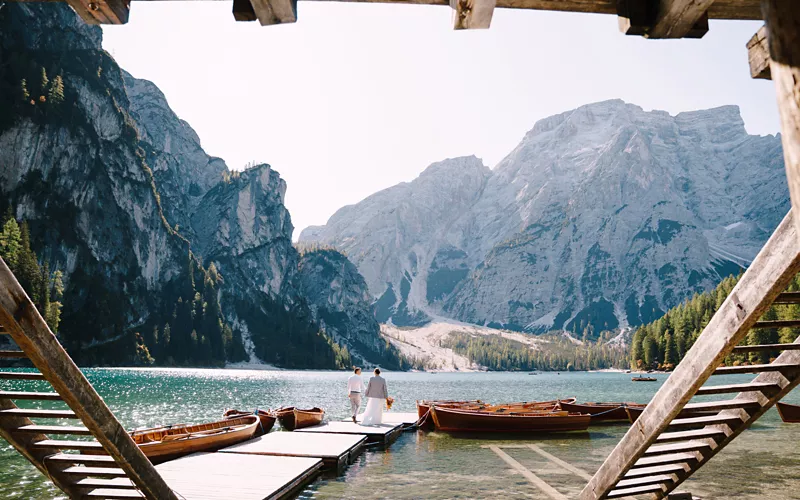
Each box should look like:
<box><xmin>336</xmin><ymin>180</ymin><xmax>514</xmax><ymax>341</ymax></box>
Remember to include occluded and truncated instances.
<box><xmin>361</xmin><ymin>368</ymin><xmax>389</xmax><ymax>426</ymax></box>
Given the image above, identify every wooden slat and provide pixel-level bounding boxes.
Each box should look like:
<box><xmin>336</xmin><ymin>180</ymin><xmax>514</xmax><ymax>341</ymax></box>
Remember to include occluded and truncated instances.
<box><xmin>0</xmin><ymin>408</ymin><xmax>78</xmax><ymax>419</ymax></box>
<box><xmin>0</xmin><ymin>391</ymin><xmax>61</xmax><ymax>401</ymax></box>
<box><xmin>752</xmin><ymin>320</ymin><xmax>800</xmax><ymax>328</ymax></box>
<box><xmin>713</xmin><ymin>363</ymin><xmax>800</xmax><ymax>375</ymax></box>
<box><xmin>668</xmin><ymin>414</ymin><xmax>744</xmax><ymax>430</ymax></box>
<box><xmin>616</xmin><ymin>474</ymin><xmax>675</xmax><ymax>488</ymax></box>
<box><xmin>773</xmin><ymin>291</ymin><xmax>800</xmax><ymax>304</ymax></box>
<box><xmin>748</xmin><ymin>25</ymin><xmax>771</xmax><ymax>80</ymax></box>
<box><xmin>249</xmin><ymin>0</ymin><xmax>297</xmax><ymax>25</ymax></box>
<box><xmin>0</xmin><ymin>258</ymin><xmax>176</xmax><ymax>500</ymax></box>
<box><xmin>696</xmin><ymin>382</ymin><xmax>782</xmax><ymax>395</ymax></box>
<box><xmin>0</xmin><ymin>371</ymin><xmax>46</xmax><ymax>380</ymax></box>
<box><xmin>732</xmin><ymin>343</ymin><xmax>800</xmax><ymax>353</ymax></box>
<box><xmin>656</xmin><ymin>428</ymin><xmax>727</xmax><ymax>443</ymax></box>
<box><xmin>451</xmin><ymin>0</ymin><xmax>496</xmax><ymax>29</ymax></box>
<box><xmin>683</xmin><ymin>399</ymin><xmax>761</xmax><ymax>412</ymax></box>
<box><xmin>74</xmin><ymin>477</ymin><xmax>136</xmax><ymax>489</ymax></box>
<box><xmin>606</xmin><ymin>483</ymin><xmax>665</xmax><ymax>498</ymax></box>
<box><xmin>64</xmin><ymin>0</ymin><xmax>130</xmax><ymax>24</ymax></box>
<box><xmin>32</xmin><ymin>439</ymin><xmax>104</xmax><ymax>451</ymax></box>
<box><xmin>79</xmin><ymin>489</ymin><xmax>144</xmax><ymax>499</ymax></box>
<box><xmin>46</xmin><ymin>454</ymin><xmax>118</xmax><ymax>467</ymax></box>
<box><xmin>624</xmin><ymin>464</ymin><xmax>687</xmax><ymax>478</ymax></box>
<box><xmin>647</xmin><ymin>0</ymin><xmax>712</xmax><ymax>38</ymax></box>
<box><xmin>14</xmin><ymin>424</ymin><xmax>92</xmax><ymax>435</ymax></box>
<box><xmin>643</xmin><ymin>441</ymin><xmax>712</xmax><ymax>457</ymax></box>
<box><xmin>0</xmin><ymin>350</ymin><xmax>28</xmax><ymax>358</ymax></box>
<box><xmin>579</xmin><ymin>210</ymin><xmax>800</xmax><ymax>500</ymax></box>
<box><xmin>62</xmin><ymin>466</ymin><xmax>127</xmax><ymax>478</ymax></box>
<box><xmin>632</xmin><ymin>452</ymin><xmax>699</xmax><ymax>468</ymax></box>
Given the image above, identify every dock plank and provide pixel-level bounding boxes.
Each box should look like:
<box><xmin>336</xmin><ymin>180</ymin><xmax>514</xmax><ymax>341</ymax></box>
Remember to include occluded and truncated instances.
<box><xmin>156</xmin><ymin>452</ymin><xmax>322</xmax><ymax>500</ymax></box>
<box><xmin>346</xmin><ymin>412</ymin><xmax>419</xmax><ymax>428</ymax></box>
<box><xmin>219</xmin><ymin>432</ymin><xmax>366</xmax><ymax>473</ymax></box>
<box><xmin>295</xmin><ymin>421</ymin><xmax>403</xmax><ymax>445</ymax></box>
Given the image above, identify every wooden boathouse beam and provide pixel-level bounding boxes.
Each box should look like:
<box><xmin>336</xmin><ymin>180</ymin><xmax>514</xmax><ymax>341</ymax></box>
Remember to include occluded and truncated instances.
<box><xmin>748</xmin><ymin>25</ymin><xmax>771</xmax><ymax>80</ymax></box>
<box><xmin>65</xmin><ymin>0</ymin><xmax>130</xmax><ymax>24</ymax></box>
<box><xmin>248</xmin><ymin>0</ymin><xmax>298</xmax><ymax>25</ymax></box>
<box><xmin>617</xmin><ymin>0</ymin><xmax>711</xmax><ymax>39</ymax></box>
<box><xmin>578</xmin><ymin>210</ymin><xmax>800</xmax><ymax>500</ymax></box>
<box><xmin>0</xmin><ymin>259</ymin><xmax>178</xmax><ymax>500</ymax></box>
<box><xmin>764</xmin><ymin>2</ymin><xmax>800</xmax><ymax>247</ymax></box>
<box><xmin>451</xmin><ymin>0</ymin><xmax>496</xmax><ymax>29</ymax></box>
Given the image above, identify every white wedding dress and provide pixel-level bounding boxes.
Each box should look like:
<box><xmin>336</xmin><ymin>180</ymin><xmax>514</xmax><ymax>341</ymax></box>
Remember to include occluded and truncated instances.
<box><xmin>360</xmin><ymin>397</ymin><xmax>384</xmax><ymax>425</ymax></box>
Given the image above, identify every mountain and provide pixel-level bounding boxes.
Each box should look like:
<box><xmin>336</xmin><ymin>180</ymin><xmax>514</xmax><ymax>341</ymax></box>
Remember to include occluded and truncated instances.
<box><xmin>0</xmin><ymin>3</ymin><xmax>395</xmax><ymax>368</ymax></box>
<box><xmin>300</xmin><ymin>100</ymin><xmax>788</xmax><ymax>339</ymax></box>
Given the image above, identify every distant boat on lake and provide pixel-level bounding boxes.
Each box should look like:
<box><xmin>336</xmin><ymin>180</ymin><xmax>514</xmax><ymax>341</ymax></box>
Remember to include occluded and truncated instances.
<box><xmin>632</xmin><ymin>376</ymin><xmax>657</xmax><ymax>382</ymax></box>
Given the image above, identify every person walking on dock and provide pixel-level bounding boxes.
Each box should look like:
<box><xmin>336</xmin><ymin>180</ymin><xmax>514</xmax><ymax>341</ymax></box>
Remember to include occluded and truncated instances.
<box><xmin>361</xmin><ymin>368</ymin><xmax>389</xmax><ymax>426</ymax></box>
<box><xmin>347</xmin><ymin>367</ymin><xmax>365</xmax><ymax>423</ymax></box>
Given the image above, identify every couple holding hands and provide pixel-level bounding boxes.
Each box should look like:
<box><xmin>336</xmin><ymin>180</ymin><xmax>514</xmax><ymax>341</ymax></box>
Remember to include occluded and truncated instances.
<box><xmin>347</xmin><ymin>367</ymin><xmax>393</xmax><ymax>425</ymax></box>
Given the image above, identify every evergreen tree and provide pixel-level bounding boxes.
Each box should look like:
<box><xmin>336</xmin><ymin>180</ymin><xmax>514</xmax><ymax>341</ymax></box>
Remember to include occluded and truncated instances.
<box><xmin>0</xmin><ymin>214</ymin><xmax>21</xmax><ymax>269</ymax></box>
<box><xmin>48</xmin><ymin>75</ymin><xmax>64</xmax><ymax>105</ymax></box>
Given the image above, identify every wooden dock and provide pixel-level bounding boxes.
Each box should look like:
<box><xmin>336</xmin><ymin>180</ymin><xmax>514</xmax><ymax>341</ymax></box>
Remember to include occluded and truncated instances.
<box><xmin>296</xmin><ymin>420</ymin><xmax>404</xmax><ymax>445</ymax></box>
<box><xmin>154</xmin><ymin>451</ymin><xmax>323</xmax><ymax>500</ymax></box>
<box><xmin>219</xmin><ymin>431</ymin><xmax>367</xmax><ymax>474</ymax></box>
<box><xmin>344</xmin><ymin>412</ymin><xmax>420</xmax><ymax>429</ymax></box>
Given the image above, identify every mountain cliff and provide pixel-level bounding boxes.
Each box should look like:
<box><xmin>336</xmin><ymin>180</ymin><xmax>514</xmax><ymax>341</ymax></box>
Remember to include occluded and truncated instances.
<box><xmin>300</xmin><ymin>100</ymin><xmax>788</xmax><ymax>338</ymax></box>
<box><xmin>0</xmin><ymin>3</ymin><xmax>394</xmax><ymax>367</ymax></box>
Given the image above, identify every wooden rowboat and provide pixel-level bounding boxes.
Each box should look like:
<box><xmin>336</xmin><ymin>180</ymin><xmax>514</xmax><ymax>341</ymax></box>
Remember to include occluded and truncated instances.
<box><xmin>416</xmin><ymin>398</ymin><xmax>577</xmax><ymax>429</ymax></box>
<box><xmin>276</xmin><ymin>407</ymin><xmax>324</xmax><ymax>431</ymax></box>
<box><xmin>223</xmin><ymin>409</ymin><xmax>277</xmax><ymax>436</ymax></box>
<box><xmin>558</xmin><ymin>401</ymin><xmax>646</xmax><ymax>422</ymax></box>
<box><xmin>131</xmin><ymin>415</ymin><xmax>259</xmax><ymax>464</ymax></box>
<box><xmin>776</xmin><ymin>402</ymin><xmax>800</xmax><ymax>422</ymax></box>
<box><xmin>632</xmin><ymin>376</ymin><xmax>657</xmax><ymax>382</ymax></box>
<box><xmin>430</xmin><ymin>405</ymin><xmax>590</xmax><ymax>433</ymax></box>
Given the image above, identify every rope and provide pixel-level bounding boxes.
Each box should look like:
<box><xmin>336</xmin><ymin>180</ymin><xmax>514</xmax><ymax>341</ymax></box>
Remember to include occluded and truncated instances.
<box><xmin>413</xmin><ymin>407</ymin><xmax>432</xmax><ymax>428</ymax></box>
<box><xmin>584</xmin><ymin>405</ymin><xmax>628</xmax><ymax>418</ymax></box>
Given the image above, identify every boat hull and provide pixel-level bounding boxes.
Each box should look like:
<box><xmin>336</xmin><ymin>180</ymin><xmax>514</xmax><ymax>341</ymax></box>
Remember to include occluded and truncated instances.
<box><xmin>132</xmin><ymin>416</ymin><xmax>259</xmax><ymax>464</ymax></box>
<box><xmin>559</xmin><ymin>402</ymin><xmax>645</xmax><ymax>422</ymax></box>
<box><xmin>430</xmin><ymin>406</ymin><xmax>590</xmax><ymax>433</ymax></box>
<box><xmin>276</xmin><ymin>407</ymin><xmax>324</xmax><ymax>431</ymax></box>
<box><xmin>776</xmin><ymin>402</ymin><xmax>800</xmax><ymax>423</ymax></box>
<box><xmin>223</xmin><ymin>409</ymin><xmax>277</xmax><ymax>436</ymax></box>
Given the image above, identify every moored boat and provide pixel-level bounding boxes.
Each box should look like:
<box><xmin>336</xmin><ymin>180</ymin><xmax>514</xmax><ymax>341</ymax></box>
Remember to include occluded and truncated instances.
<box><xmin>632</xmin><ymin>376</ymin><xmax>657</xmax><ymax>382</ymax></box>
<box><xmin>276</xmin><ymin>407</ymin><xmax>325</xmax><ymax>430</ymax></box>
<box><xmin>558</xmin><ymin>401</ymin><xmax>646</xmax><ymax>422</ymax></box>
<box><xmin>130</xmin><ymin>415</ymin><xmax>259</xmax><ymax>464</ymax></box>
<box><xmin>776</xmin><ymin>402</ymin><xmax>800</xmax><ymax>423</ymax></box>
<box><xmin>223</xmin><ymin>409</ymin><xmax>277</xmax><ymax>436</ymax></box>
<box><xmin>430</xmin><ymin>405</ymin><xmax>590</xmax><ymax>433</ymax></box>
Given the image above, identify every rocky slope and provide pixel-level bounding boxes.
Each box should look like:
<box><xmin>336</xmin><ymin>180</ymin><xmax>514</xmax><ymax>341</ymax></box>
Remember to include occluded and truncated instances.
<box><xmin>0</xmin><ymin>2</ymin><xmax>392</xmax><ymax>367</ymax></box>
<box><xmin>300</xmin><ymin>100</ymin><xmax>788</xmax><ymax>338</ymax></box>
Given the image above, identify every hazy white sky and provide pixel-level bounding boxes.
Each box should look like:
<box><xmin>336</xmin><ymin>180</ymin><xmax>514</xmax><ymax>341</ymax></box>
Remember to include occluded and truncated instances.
<box><xmin>102</xmin><ymin>4</ymin><xmax>777</xmax><ymax>239</ymax></box>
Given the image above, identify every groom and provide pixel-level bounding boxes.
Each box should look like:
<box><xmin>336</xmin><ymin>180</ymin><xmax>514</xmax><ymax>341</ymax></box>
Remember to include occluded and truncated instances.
<box><xmin>347</xmin><ymin>367</ymin><xmax>365</xmax><ymax>423</ymax></box>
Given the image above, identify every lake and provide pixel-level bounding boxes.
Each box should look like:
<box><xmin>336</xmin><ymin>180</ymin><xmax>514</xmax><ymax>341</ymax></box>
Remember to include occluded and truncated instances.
<box><xmin>1</xmin><ymin>369</ymin><xmax>799</xmax><ymax>499</ymax></box>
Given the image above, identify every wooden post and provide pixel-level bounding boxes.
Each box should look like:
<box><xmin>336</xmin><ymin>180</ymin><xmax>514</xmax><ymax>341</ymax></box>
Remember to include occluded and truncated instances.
<box><xmin>763</xmin><ymin>1</ymin><xmax>800</xmax><ymax>242</ymax></box>
<box><xmin>233</xmin><ymin>0</ymin><xmax>258</xmax><ymax>22</ymax></box>
<box><xmin>65</xmin><ymin>0</ymin><xmax>130</xmax><ymax>24</ymax></box>
<box><xmin>0</xmin><ymin>259</ymin><xmax>178</xmax><ymax>500</ymax></box>
<box><xmin>450</xmin><ymin>0</ymin><xmax>496</xmax><ymax>30</ymax></box>
<box><xmin>748</xmin><ymin>26</ymin><xmax>772</xmax><ymax>80</ymax></box>
<box><xmin>248</xmin><ymin>0</ymin><xmax>297</xmax><ymax>26</ymax></box>
<box><xmin>578</xmin><ymin>210</ymin><xmax>800</xmax><ymax>500</ymax></box>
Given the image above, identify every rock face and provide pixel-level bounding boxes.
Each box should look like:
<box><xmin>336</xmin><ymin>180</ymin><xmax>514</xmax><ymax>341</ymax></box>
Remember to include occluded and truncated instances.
<box><xmin>0</xmin><ymin>3</ymin><xmax>392</xmax><ymax>367</ymax></box>
<box><xmin>300</xmin><ymin>100</ymin><xmax>788</xmax><ymax>338</ymax></box>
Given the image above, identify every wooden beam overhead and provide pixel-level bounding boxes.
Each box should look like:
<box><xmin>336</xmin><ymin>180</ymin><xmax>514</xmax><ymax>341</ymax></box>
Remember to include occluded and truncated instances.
<box><xmin>616</xmin><ymin>0</ymin><xmax>710</xmax><ymax>38</ymax></box>
<box><xmin>65</xmin><ymin>0</ymin><xmax>130</xmax><ymax>24</ymax></box>
<box><xmin>764</xmin><ymin>1</ymin><xmax>800</xmax><ymax>244</ymax></box>
<box><xmin>451</xmin><ymin>0</ymin><xmax>497</xmax><ymax>29</ymax></box>
<box><xmin>233</xmin><ymin>0</ymin><xmax>258</xmax><ymax>21</ymax></box>
<box><xmin>249</xmin><ymin>0</ymin><xmax>298</xmax><ymax>25</ymax></box>
<box><xmin>748</xmin><ymin>25</ymin><xmax>771</xmax><ymax>80</ymax></box>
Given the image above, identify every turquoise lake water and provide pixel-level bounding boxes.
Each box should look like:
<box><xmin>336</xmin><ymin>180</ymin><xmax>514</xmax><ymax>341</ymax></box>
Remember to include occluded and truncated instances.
<box><xmin>1</xmin><ymin>369</ymin><xmax>799</xmax><ymax>499</ymax></box>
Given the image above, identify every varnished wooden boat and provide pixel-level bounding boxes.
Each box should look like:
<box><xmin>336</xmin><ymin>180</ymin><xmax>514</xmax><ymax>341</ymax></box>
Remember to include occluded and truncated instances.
<box><xmin>416</xmin><ymin>398</ymin><xmax>576</xmax><ymax>429</ymax></box>
<box><xmin>131</xmin><ymin>415</ymin><xmax>259</xmax><ymax>464</ymax></box>
<box><xmin>632</xmin><ymin>376</ymin><xmax>657</xmax><ymax>382</ymax></box>
<box><xmin>559</xmin><ymin>401</ymin><xmax>646</xmax><ymax>422</ymax></box>
<box><xmin>430</xmin><ymin>405</ymin><xmax>590</xmax><ymax>433</ymax></box>
<box><xmin>776</xmin><ymin>402</ymin><xmax>800</xmax><ymax>422</ymax></box>
<box><xmin>223</xmin><ymin>409</ymin><xmax>277</xmax><ymax>436</ymax></box>
<box><xmin>276</xmin><ymin>407</ymin><xmax>324</xmax><ymax>431</ymax></box>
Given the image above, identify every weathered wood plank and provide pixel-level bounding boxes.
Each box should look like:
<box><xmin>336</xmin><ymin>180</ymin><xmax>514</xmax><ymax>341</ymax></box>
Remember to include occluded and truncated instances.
<box><xmin>249</xmin><ymin>0</ymin><xmax>297</xmax><ymax>25</ymax></box>
<box><xmin>695</xmin><ymin>381</ymin><xmax>782</xmax><ymax>395</ymax></box>
<box><xmin>774</xmin><ymin>291</ymin><xmax>800</xmax><ymax>303</ymax></box>
<box><xmin>752</xmin><ymin>319</ymin><xmax>800</xmax><ymax>328</ymax></box>
<box><xmin>14</xmin><ymin>424</ymin><xmax>92</xmax><ymax>435</ymax></box>
<box><xmin>713</xmin><ymin>362</ymin><xmax>800</xmax><ymax>374</ymax></box>
<box><xmin>733</xmin><ymin>342</ymin><xmax>800</xmax><ymax>352</ymax></box>
<box><xmin>451</xmin><ymin>0</ymin><xmax>496</xmax><ymax>29</ymax></box>
<box><xmin>578</xmin><ymin>210</ymin><xmax>800</xmax><ymax>500</ymax></box>
<box><xmin>64</xmin><ymin>0</ymin><xmax>130</xmax><ymax>24</ymax></box>
<box><xmin>232</xmin><ymin>0</ymin><xmax>258</xmax><ymax>21</ymax></box>
<box><xmin>764</xmin><ymin>2</ymin><xmax>800</xmax><ymax>243</ymax></box>
<box><xmin>749</xmin><ymin>26</ymin><xmax>772</xmax><ymax>79</ymax></box>
<box><xmin>0</xmin><ymin>371</ymin><xmax>46</xmax><ymax>380</ymax></box>
<box><xmin>0</xmin><ymin>257</ymin><xmax>177</xmax><ymax>500</ymax></box>
<box><xmin>648</xmin><ymin>0</ymin><xmax>712</xmax><ymax>38</ymax></box>
<box><xmin>656</xmin><ymin>428</ymin><xmax>727</xmax><ymax>443</ymax></box>
<box><xmin>0</xmin><ymin>408</ymin><xmax>78</xmax><ymax>419</ymax></box>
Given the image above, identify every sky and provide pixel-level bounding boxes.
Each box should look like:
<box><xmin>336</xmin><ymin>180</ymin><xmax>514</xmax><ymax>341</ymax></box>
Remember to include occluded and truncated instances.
<box><xmin>101</xmin><ymin>4</ymin><xmax>778</xmax><ymax>239</ymax></box>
